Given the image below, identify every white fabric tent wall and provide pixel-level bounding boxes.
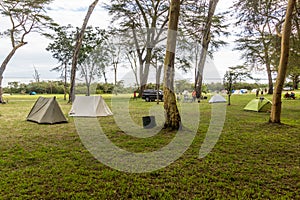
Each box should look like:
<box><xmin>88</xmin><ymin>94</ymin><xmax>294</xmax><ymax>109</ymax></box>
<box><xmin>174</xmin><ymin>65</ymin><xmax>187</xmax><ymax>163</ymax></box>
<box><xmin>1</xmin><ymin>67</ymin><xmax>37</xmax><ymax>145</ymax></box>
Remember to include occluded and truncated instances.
<box><xmin>208</xmin><ymin>94</ymin><xmax>227</xmax><ymax>103</ymax></box>
<box><xmin>69</xmin><ymin>96</ymin><xmax>113</xmax><ymax>117</ymax></box>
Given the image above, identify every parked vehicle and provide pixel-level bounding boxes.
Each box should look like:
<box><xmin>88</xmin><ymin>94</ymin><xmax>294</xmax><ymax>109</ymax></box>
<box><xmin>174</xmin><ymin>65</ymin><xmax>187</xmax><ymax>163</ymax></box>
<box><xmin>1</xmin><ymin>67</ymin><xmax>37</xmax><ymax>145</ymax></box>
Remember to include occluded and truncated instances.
<box><xmin>283</xmin><ymin>86</ymin><xmax>293</xmax><ymax>91</ymax></box>
<box><xmin>142</xmin><ymin>89</ymin><xmax>163</xmax><ymax>102</ymax></box>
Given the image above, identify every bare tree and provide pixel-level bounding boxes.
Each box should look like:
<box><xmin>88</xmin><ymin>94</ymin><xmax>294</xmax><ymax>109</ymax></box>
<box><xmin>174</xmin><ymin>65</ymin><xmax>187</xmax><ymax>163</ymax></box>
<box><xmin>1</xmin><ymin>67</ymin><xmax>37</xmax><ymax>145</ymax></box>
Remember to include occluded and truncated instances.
<box><xmin>125</xmin><ymin>50</ymin><xmax>140</xmax><ymax>88</ymax></box>
<box><xmin>33</xmin><ymin>66</ymin><xmax>41</xmax><ymax>83</ymax></box>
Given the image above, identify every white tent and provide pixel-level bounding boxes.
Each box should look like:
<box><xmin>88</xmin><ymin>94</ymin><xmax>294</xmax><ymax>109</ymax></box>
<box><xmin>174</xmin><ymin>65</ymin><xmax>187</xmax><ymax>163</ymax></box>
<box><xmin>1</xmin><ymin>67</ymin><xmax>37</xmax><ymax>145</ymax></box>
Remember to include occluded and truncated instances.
<box><xmin>209</xmin><ymin>94</ymin><xmax>227</xmax><ymax>103</ymax></box>
<box><xmin>233</xmin><ymin>90</ymin><xmax>241</xmax><ymax>94</ymax></box>
<box><xmin>69</xmin><ymin>96</ymin><xmax>113</xmax><ymax>117</ymax></box>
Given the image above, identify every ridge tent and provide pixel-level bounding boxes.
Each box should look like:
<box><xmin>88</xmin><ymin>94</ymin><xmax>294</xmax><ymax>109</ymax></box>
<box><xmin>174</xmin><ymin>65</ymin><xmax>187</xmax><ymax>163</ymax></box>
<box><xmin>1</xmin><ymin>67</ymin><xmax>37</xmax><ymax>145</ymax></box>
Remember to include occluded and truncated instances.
<box><xmin>244</xmin><ymin>97</ymin><xmax>272</xmax><ymax>112</ymax></box>
<box><xmin>209</xmin><ymin>94</ymin><xmax>227</xmax><ymax>103</ymax></box>
<box><xmin>69</xmin><ymin>96</ymin><xmax>113</xmax><ymax>117</ymax></box>
<box><xmin>27</xmin><ymin>97</ymin><xmax>67</xmax><ymax>124</ymax></box>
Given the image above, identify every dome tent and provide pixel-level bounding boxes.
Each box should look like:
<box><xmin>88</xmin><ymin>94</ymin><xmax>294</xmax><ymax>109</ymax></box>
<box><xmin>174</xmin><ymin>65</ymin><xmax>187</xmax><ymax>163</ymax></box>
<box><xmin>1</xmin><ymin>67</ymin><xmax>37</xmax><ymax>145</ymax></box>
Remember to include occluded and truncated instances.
<box><xmin>244</xmin><ymin>97</ymin><xmax>272</xmax><ymax>112</ymax></box>
<box><xmin>208</xmin><ymin>94</ymin><xmax>227</xmax><ymax>103</ymax></box>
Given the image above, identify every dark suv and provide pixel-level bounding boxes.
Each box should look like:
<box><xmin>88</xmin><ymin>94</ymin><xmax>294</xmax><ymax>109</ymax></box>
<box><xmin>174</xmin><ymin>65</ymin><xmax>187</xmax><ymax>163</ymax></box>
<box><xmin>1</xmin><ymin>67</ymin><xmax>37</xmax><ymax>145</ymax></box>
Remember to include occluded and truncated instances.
<box><xmin>142</xmin><ymin>89</ymin><xmax>163</xmax><ymax>102</ymax></box>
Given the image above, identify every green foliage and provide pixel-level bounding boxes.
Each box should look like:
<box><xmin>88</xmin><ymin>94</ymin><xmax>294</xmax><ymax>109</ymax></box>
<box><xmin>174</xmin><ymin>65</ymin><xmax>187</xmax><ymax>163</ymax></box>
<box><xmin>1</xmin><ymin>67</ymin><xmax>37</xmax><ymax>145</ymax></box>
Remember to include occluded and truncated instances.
<box><xmin>0</xmin><ymin>0</ymin><xmax>57</xmax><ymax>99</ymax></box>
<box><xmin>232</xmin><ymin>0</ymin><xmax>287</xmax><ymax>94</ymax></box>
<box><xmin>175</xmin><ymin>79</ymin><xmax>193</xmax><ymax>92</ymax></box>
<box><xmin>223</xmin><ymin>65</ymin><xmax>253</xmax><ymax>91</ymax></box>
<box><xmin>45</xmin><ymin>24</ymin><xmax>74</xmax><ymax>74</ymax></box>
<box><xmin>96</xmin><ymin>83</ymin><xmax>115</xmax><ymax>94</ymax></box>
<box><xmin>181</xmin><ymin>0</ymin><xmax>230</xmax><ymax>54</ymax></box>
<box><xmin>0</xmin><ymin>0</ymin><xmax>56</xmax><ymax>37</ymax></box>
<box><xmin>46</xmin><ymin>25</ymin><xmax>107</xmax><ymax>79</ymax></box>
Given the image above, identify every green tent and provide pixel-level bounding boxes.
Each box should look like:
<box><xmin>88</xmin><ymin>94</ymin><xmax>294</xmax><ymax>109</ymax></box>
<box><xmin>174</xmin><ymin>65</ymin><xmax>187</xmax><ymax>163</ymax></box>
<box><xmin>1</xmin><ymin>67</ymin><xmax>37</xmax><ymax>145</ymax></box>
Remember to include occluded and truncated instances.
<box><xmin>27</xmin><ymin>97</ymin><xmax>67</xmax><ymax>124</ymax></box>
<box><xmin>244</xmin><ymin>97</ymin><xmax>272</xmax><ymax>112</ymax></box>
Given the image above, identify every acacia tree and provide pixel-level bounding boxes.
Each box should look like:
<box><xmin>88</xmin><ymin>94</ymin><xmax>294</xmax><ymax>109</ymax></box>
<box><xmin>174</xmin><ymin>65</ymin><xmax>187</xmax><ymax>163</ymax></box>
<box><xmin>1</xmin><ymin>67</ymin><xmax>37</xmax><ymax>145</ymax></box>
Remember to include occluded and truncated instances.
<box><xmin>106</xmin><ymin>33</ymin><xmax>123</xmax><ymax>86</ymax></box>
<box><xmin>223</xmin><ymin>65</ymin><xmax>253</xmax><ymax>105</ymax></box>
<box><xmin>79</xmin><ymin>51</ymin><xmax>100</xmax><ymax>96</ymax></box>
<box><xmin>270</xmin><ymin>1</ymin><xmax>300</xmax><ymax>90</ymax></box>
<box><xmin>179</xmin><ymin>0</ymin><xmax>230</xmax><ymax>102</ymax></box>
<box><xmin>181</xmin><ymin>0</ymin><xmax>222</xmax><ymax>100</ymax></box>
<box><xmin>270</xmin><ymin>0</ymin><xmax>296</xmax><ymax>123</ymax></box>
<box><xmin>77</xmin><ymin>27</ymin><xmax>106</xmax><ymax>95</ymax></box>
<box><xmin>233</xmin><ymin>0</ymin><xmax>289</xmax><ymax>95</ymax></box>
<box><xmin>46</xmin><ymin>25</ymin><xmax>106</xmax><ymax>99</ymax></box>
<box><xmin>0</xmin><ymin>0</ymin><xmax>56</xmax><ymax>102</ymax></box>
<box><xmin>45</xmin><ymin>25</ymin><xmax>73</xmax><ymax>100</ymax></box>
<box><xmin>94</xmin><ymin>44</ymin><xmax>110</xmax><ymax>84</ymax></box>
<box><xmin>163</xmin><ymin>0</ymin><xmax>181</xmax><ymax>130</ymax></box>
<box><xmin>125</xmin><ymin>50</ymin><xmax>140</xmax><ymax>88</ymax></box>
<box><xmin>288</xmin><ymin>45</ymin><xmax>300</xmax><ymax>89</ymax></box>
<box><xmin>151</xmin><ymin>47</ymin><xmax>164</xmax><ymax>104</ymax></box>
<box><xmin>105</xmin><ymin>0</ymin><xmax>170</xmax><ymax>97</ymax></box>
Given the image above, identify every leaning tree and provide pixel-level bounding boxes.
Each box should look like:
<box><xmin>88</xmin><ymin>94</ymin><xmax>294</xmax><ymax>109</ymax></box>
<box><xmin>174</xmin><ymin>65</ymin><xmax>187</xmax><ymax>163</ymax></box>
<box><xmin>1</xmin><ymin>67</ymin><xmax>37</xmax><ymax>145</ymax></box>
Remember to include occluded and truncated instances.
<box><xmin>69</xmin><ymin>0</ymin><xmax>99</xmax><ymax>103</ymax></box>
<box><xmin>0</xmin><ymin>0</ymin><xmax>56</xmax><ymax>102</ymax></box>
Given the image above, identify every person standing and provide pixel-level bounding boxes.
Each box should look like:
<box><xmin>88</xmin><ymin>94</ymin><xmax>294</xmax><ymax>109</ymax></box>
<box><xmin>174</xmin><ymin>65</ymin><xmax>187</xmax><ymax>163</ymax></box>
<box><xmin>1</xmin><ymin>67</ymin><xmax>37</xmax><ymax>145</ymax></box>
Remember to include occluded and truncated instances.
<box><xmin>256</xmin><ymin>89</ymin><xmax>259</xmax><ymax>97</ymax></box>
<box><xmin>192</xmin><ymin>90</ymin><xmax>196</xmax><ymax>102</ymax></box>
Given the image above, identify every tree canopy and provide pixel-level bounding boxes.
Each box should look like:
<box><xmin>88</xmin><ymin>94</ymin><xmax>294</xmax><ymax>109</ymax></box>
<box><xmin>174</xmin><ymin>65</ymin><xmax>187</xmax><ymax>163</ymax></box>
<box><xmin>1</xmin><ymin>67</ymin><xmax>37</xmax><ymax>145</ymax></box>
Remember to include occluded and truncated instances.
<box><xmin>0</xmin><ymin>0</ymin><xmax>56</xmax><ymax>102</ymax></box>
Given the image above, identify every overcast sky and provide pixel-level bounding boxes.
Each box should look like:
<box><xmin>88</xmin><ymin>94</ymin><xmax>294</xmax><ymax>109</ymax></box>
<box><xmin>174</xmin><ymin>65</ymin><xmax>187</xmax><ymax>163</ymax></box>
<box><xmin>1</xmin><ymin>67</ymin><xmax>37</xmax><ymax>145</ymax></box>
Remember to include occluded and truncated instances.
<box><xmin>0</xmin><ymin>0</ymin><xmax>246</xmax><ymax>87</ymax></box>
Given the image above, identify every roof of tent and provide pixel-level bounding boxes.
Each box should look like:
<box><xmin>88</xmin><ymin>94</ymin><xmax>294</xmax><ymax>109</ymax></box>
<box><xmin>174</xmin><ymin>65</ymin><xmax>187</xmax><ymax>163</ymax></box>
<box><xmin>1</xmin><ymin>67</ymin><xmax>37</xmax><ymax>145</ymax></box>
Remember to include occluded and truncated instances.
<box><xmin>209</xmin><ymin>94</ymin><xmax>227</xmax><ymax>103</ymax></box>
<box><xmin>27</xmin><ymin>97</ymin><xmax>67</xmax><ymax>124</ymax></box>
<box><xmin>69</xmin><ymin>96</ymin><xmax>113</xmax><ymax>117</ymax></box>
<box><xmin>244</xmin><ymin>98</ymin><xmax>272</xmax><ymax>112</ymax></box>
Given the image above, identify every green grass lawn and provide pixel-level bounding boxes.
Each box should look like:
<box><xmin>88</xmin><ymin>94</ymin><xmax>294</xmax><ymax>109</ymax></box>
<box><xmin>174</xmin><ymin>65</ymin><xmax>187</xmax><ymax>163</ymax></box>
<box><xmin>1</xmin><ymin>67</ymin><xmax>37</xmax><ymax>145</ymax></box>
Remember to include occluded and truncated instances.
<box><xmin>0</xmin><ymin>93</ymin><xmax>299</xmax><ymax>199</ymax></box>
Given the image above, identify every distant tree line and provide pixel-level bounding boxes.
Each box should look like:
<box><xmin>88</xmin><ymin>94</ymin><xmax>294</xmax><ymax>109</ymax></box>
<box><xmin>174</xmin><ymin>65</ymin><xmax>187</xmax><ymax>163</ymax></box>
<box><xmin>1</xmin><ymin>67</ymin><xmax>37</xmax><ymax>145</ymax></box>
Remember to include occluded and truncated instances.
<box><xmin>3</xmin><ymin>80</ymin><xmax>283</xmax><ymax>96</ymax></box>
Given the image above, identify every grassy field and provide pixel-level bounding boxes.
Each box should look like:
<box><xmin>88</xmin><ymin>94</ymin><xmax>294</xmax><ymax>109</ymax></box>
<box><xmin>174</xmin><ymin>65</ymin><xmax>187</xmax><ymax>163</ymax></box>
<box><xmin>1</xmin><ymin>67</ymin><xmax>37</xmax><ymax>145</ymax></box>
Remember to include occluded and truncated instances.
<box><xmin>0</xmin><ymin>93</ymin><xmax>299</xmax><ymax>199</ymax></box>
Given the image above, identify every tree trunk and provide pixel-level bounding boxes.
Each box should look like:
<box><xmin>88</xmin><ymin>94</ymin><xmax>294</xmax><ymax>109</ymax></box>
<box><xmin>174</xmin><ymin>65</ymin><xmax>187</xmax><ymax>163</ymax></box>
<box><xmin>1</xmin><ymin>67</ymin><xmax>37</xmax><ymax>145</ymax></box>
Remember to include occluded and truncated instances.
<box><xmin>195</xmin><ymin>0</ymin><xmax>219</xmax><ymax>101</ymax></box>
<box><xmin>292</xmin><ymin>75</ymin><xmax>299</xmax><ymax>90</ymax></box>
<box><xmin>227</xmin><ymin>73</ymin><xmax>232</xmax><ymax>106</ymax></box>
<box><xmin>87</xmin><ymin>84</ymin><xmax>90</xmax><ymax>96</ymax></box>
<box><xmin>69</xmin><ymin>0</ymin><xmax>99</xmax><ymax>103</ymax></box>
<box><xmin>103</xmin><ymin>71</ymin><xmax>108</xmax><ymax>84</ymax></box>
<box><xmin>270</xmin><ymin>0</ymin><xmax>295</xmax><ymax>123</ymax></box>
<box><xmin>163</xmin><ymin>0</ymin><xmax>181</xmax><ymax>130</ymax></box>
<box><xmin>127</xmin><ymin>53</ymin><xmax>140</xmax><ymax>89</ymax></box>
<box><xmin>139</xmin><ymin>50</ymin><xmax>152</xmax><ymax>97</ymax></box>
<box><xmin>156</xmin><ymin>65</ymin><xmax>163</xmax><ymax>104</ymax></box>
<box><xmin>0</xmin><ymin>44</ymin><xmax>25</xmax><ymax>102</ymax></box>
<box><xmin>64</xmin><ymin>63</ymin><xmax>67</xmax><ymax>101</ymax></box>
<box><xmin>114</xmin><ymin>63</ymin><xmax>117</xmax><ymax>85</ymax></box>
<box><xmin>263</xmin><ymin>43</ymin><xmax>274</xmax><ymax>94</ymax></box>
<box><xmin>266</xmin><ymin>62</ymin><xmax>274</xmax><ymax>94</ymax></box>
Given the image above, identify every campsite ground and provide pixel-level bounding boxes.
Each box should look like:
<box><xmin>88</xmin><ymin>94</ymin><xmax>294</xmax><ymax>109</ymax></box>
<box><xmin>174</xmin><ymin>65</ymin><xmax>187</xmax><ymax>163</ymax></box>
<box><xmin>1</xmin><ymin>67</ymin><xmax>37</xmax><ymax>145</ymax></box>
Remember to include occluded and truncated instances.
<box><xmin>0</xmin><ymin>93</ymin><xmax>299</xmax><ymax>199</ymax></box>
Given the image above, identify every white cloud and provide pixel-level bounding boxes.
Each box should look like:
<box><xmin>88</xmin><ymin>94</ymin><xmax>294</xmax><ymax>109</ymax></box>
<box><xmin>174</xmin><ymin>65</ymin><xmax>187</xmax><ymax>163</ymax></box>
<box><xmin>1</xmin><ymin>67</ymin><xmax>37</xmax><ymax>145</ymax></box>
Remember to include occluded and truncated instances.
<box><xmin>1</xmin><ymin>0</ymin><xmax>243</xmax><ymax>87</ymax></box>
<box><xmin>1</xmin><ymin>0</ymin><xmax>111</xmax><ymax>86</ymax></box>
